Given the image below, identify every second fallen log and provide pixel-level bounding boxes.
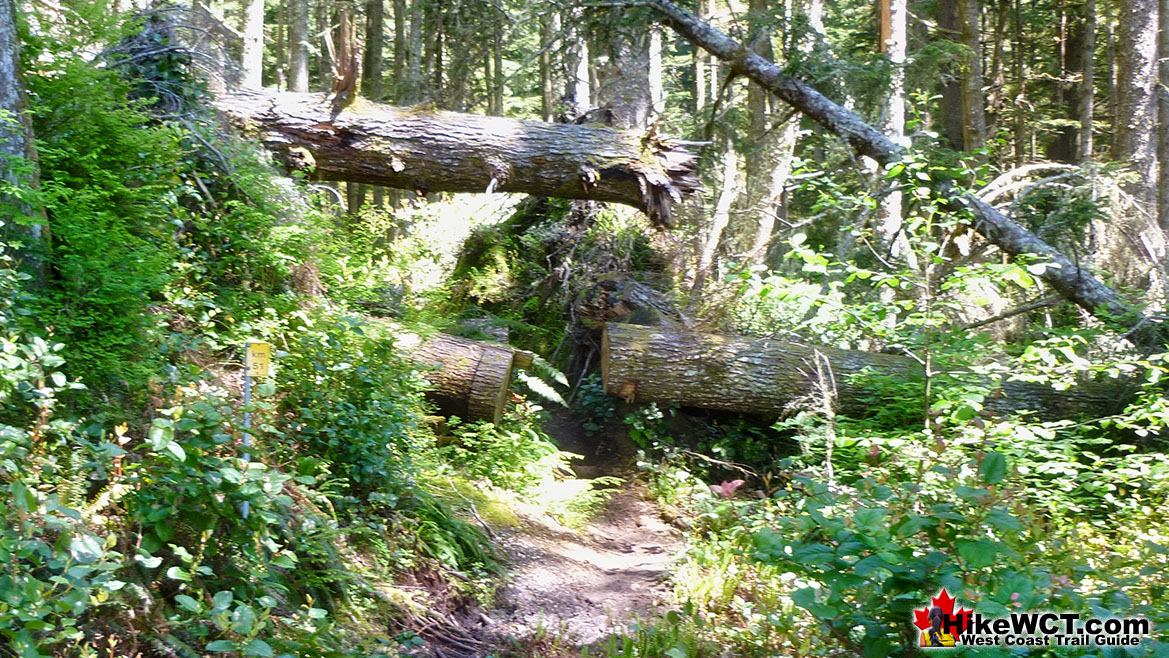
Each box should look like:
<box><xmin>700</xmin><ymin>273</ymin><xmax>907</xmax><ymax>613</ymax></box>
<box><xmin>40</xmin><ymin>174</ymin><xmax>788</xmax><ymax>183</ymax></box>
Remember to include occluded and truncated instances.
<box><xmin>601</xmin><ymin>323</ymin><xmax>1125</xmax><ymax>420</ymax></box>
<box><xmin>390</xmin><ymin>330</ymin><xmax>517</xmax><ymax>423</ymax></box>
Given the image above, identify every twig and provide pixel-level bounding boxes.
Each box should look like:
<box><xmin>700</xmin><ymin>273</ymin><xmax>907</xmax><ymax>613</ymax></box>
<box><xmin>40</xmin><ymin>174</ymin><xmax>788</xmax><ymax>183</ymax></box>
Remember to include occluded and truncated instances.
<box><xmin>959</xmin><ymin>295</ymin><xmax>1060</xmax><ymax>331</ymax></box>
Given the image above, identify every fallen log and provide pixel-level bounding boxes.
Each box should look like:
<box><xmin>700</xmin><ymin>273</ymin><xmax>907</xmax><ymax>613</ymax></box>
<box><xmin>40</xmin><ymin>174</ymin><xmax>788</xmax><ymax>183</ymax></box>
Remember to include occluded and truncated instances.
<box><xmin>395</xmin><ymin>331</ymin><xmax>517</xmax><ymax>423</ymax></box>
<box><xmin>575</xmin><ymin>274</ymin><xmax>690</xmax><ymax>331</ymax></box>
<box><xmin>214</xmin><ymin>90</ymin><xmax>700</xmax><ymax>228</ymax></box>
<box><xmin>601</xmin><ymin>323</ymin><xmax>1126</xmax><ymax>420</ymax></box>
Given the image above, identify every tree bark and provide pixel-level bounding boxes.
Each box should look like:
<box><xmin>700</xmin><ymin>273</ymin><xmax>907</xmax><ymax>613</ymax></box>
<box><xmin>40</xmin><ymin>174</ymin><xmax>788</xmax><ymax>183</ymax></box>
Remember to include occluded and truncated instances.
<box><xmin>286</xmin><ymin>0</ymin><xmax>309</xmax><ymax>92</ymax></box>
<box><xmin>241</xmin><ymin>0</ymin><xmax>265</xmax><ymax>88</ymax></box>
<box><xmin>1113</xmin><ymin>0</ymin><xmax>1158</xmax><ymax>217</ymax></box>
<box><xmin>601</xmin><ymin>324</ymin><xmax>1126</xmax><ymax>420</ymax></box>
<box><xmin>1078</xmin><ymin>0</ymin><xmax>1095</xmax><ymax>162</ymax></box>
<box><xmin>216</xmin><ymin>90</ymin><xmax>700</xmax><ymax>227</ymax></box>
<box><xmin>937</xmin><ymin>0</ymin><xmax>965</xmax><ymax>150</ymax></box>
<box><xmin>1158</xmin><ymin>0</ymin><xmax>1169</xmax><ymax>230</ymax></box>
<box><xmin>362</xmin><ymin>0</ymin><xmax>384</xmax><ymax>101</ymax></box>
<box><xmin>958</xmin><ymin>0</ymin><xmax>986</xmax><ymax>151</ymax></box>
<box><xmin>0</xmin><ymin>0</ymin><xmax>48</xmax><ymax>287</ymax></box>
<box><xmin>636</xmin><ymin>0</ymin><xmax>1165</xmax><ymax>348</ymax></box>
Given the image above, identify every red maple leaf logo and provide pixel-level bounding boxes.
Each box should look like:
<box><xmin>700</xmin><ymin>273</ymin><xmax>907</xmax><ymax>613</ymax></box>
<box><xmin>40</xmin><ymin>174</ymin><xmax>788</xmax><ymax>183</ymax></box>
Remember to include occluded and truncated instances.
<box><xmin>913</xmin><ymin>588</ymin><xmax>972</xmax><ymax>634</ymax></box>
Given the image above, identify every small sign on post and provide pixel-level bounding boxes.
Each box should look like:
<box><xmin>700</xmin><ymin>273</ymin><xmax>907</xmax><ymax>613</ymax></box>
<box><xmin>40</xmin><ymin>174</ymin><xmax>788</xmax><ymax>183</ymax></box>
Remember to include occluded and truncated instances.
<box><xmin>246</xmin><ymin>341</ymin><xmax>272</xmax><ymax>377</ymax></box>
<box><xmin>240</xmin><ymin>341</ymin><xmax>272</xmax><ymax>520</ymax></box>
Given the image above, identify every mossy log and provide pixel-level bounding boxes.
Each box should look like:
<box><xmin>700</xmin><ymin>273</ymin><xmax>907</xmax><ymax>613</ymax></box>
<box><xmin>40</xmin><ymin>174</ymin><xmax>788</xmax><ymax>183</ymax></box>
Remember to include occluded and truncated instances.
<box><xmin>214</xmin><ymin>90</ymin><xmax>700</xmax><ymax>228</ymax></box>
<box><xmin>601</xmin><ymin>323</ymin><xmax>1126</xmax><ymax>420</ymax></box>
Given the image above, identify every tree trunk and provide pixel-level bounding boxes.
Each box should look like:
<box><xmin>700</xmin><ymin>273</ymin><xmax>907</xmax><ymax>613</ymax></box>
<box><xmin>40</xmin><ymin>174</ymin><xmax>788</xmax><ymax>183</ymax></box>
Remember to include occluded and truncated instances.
<box><xmin>0</xmin><ymin>0</ymin><xmax>48</xmax><ymax>288</ymax></box>
<box><xmin>392</xmin><ymin>0</ymin><xmax>407</xmax><ymax>100</ymax></box>
<box><xmin>1078</xmin><ymin>0</ymin><xmax>1095</xmax><ymax>162</ymax></box>
<box><xmin>216</xmin><ymin>90</ymin><xmax>700</xmax><ymax>227</ymax></box>
<box><xmin>937</xmin><ymin>0</ymin><xmax>965</xmax><ymax>150</ymax></box>
<box><xmin>394</xmin><ymin>330</ymin><xmax>518</xmax><ymax>423</ymax></box>
<box><xmin>241</xmin><ymin>0</ymin><xmax>265</xmax><ymax>88</ymax></box>
<box><xmin>638</xmin><ymin>0</ymin><xmax>1165</xmax><ymax>348</ymax></box>
<box><xmin>540</xmin><ymin>10</ymin><xmax>557</xmax><ymax>121</ymax></box>
<box><xmin>601</xmin><ymin>324</ymin><xmax>1125</xmax><ymax>420</ymax></box>
<box><xmin>878</xmin><ymin>0</ymin><xmax>908</xmax><ymax>260</ymax></box>
<box><xmin>1012</xmin><ymin>0</ymin><xmax>1027</xmax><ymax>164</ymax></box>
<box><xmin>1158</xmin><ymin>0</ymin><xmax>1169</xmax><ymax>231</ymax></box>
<box><xmin>690</xmin><ymin>137</ymin><xmax>738</xmax><ymax>307</ymax></box>
<box><xmin>1113</xmin><ymin>0</ymin><xmax>1158</xmax><ymax>217</ymax></box>
<box><xmin>287</xmin><ymin>0</ymin><xmax>309</xmax><ymax>92</ymax></box>
<box><xmin>958</xmin><ymin>0</ymin><xmax>986</xmax><ymax>151</ymax></box>
<box><xmin>362</xmin><ymin>0</ymin><xmax>384</xmax><ymax>101</ymax></box>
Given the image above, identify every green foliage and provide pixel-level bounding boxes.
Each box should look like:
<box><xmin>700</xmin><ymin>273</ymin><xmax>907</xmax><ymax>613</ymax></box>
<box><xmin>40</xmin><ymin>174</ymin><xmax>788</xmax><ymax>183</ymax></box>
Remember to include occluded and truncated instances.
<box><xmin>441</xmin><ymin>401</ymin><xmax>570</xmax><ymax>493</ymax></box>
<box><xmin>277</xmin><ymin>314</ymin><xmax>429</xmax><ymax>502</ymax></box>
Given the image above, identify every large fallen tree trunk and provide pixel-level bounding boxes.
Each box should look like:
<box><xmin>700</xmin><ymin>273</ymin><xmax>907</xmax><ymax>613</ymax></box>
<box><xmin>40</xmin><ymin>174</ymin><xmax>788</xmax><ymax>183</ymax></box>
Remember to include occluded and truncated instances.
<box><xmin>392</xmin><ymin>331</ymin><xmax>518</xmax><ymax>423</ymax></box>
<box><xmin>215</xmin><ymin>90</ymin><xmax>700</xmax><ymax>228</ymax></box>
<box><xmin>602</xmin><ymin>323</ymin><xmax>1126</xmax><ymax>420</ymax></box>
<box><xmin>634</xmin><ymin>0</ymin><xmax>1166</xmax><ymax>350</ymax></box>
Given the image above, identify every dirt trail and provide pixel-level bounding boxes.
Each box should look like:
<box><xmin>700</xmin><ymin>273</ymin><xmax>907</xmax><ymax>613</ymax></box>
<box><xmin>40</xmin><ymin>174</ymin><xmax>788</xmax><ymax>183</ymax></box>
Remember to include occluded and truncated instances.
<box><xmin>488</xmin><ymin>411</ymin><xmax>683</xmax><ymax>649</ymax></box>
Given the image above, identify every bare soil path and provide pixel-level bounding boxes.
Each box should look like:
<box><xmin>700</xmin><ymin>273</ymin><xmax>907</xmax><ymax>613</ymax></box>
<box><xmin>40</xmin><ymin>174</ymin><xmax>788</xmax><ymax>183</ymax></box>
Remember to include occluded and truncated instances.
<box><xmin>487</xmin><ymin>409</ymin><xmax>683</xmax><ymax>650</ymax></box>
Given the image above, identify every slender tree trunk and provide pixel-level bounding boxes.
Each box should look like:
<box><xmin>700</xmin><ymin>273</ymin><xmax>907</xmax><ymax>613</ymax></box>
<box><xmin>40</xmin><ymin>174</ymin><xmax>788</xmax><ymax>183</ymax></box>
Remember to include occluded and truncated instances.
<box><xmin>937</xmin><ymin>0</ymin><xmax>965</xmax><ymax>150</ymax></box>
<box><xmin>878</xmin><ymin>0</ymin><xmax>908</xmax><ymax>260</ymax></box>
<box><xmin>362</xmin><ymin>0</ymin><xmax>384</xmax><ymax>100</ymax></box>
<box><xmin>1113</xmin><ymin>0</ymin><xmax>1158</xmax><ymax>216</ymax></box>
<box><xmin>276</xmin><ymin>0</ymin><xmax>286</xmax><ymax>90</ymax></box>
<box><xmin>649</xmin><ymin>26</ymin><xmax>664</xmax><ymax>116</ymax></box>
<box><xmin>492</xmin><ymin>13</ymin><xmax>504</xmax><ymax>115</ymax></box>
<box><xmin>241</xmin><ymin>0</ymin><xmax>265</xmax><ymax>88</ymax></box>
<box><xmin>1078</xmin><ymin>0</ymin><xmax>1095</xmax><ymax>161</ymax></box>
<box><xmin>569</xmin><ymin>16</ymin><xmax>591</xmax><ymax>113</ymax></box>
<box><xmin>1159</xmin><ymin>0</ymin><xmax>1169</xmax><ymax>230</ymax></box>
<box><xmin>287</xmin><ymin>0</ymin><xmax>310</xmax><ymax>92</ymax></box>
<box><xmin>408</xmin><ymin>0</ymin><xmax>424</xmax><ymax>102</ymax></box>
<box><xmin>1012</xmin><ymin>0</ymin><xmax>1027</xmax><ymax>164</ymax></box>
<box><xmin>739</xmin><ymin>0</ymin><xmax>799</xmax><ymax>264</ymax></box>
<box><xmin>392</xmin><ymin>0</ymin><xmax>407</xmax><ymax>100</ymax></box>
<box><xmin>1106</xmin><ymin>21</ymin><xmax>1118</xmax><ymax>153</ymax></box>
<box><xmin>0</xmin><ymin>0</ymin><xmax>47</xmax><ymax>288</ymax></box>
<box><xmin>318</xmin><ymin>1</ymin><xmax>335</xmax><ymax>90</ymax></box>
<box><xmin>959</xmin><ymin>0</ymin><xmax>986</xmax><ymax>151</ymax></box>
<box><xmin>690</xmin><ymin>138</ymin><xmax>738</xmax><ymax>308</ymax></box>
<box><xmin>540</xmin><ymin>10</ymin><xmax>557</xmax><ymax>121</ymax></box>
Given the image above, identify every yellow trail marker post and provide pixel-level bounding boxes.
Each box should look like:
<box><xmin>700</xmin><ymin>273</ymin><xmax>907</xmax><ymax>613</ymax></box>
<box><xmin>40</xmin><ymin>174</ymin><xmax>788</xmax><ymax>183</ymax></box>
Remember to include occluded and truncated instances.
<box><xmin>241</xmin><ymin>341</ymin><xmax>272</xmax><ymax>519</ymax></box>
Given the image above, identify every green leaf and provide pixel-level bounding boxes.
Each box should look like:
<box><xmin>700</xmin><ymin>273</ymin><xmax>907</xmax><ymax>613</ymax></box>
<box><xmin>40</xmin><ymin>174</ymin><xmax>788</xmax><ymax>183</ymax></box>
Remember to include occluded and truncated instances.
<box><xmin>212</xmin><ymin>590</ymin><xmax>234</xmax><ymax>610</ymax></box>
<box><xmin>165</xmin><ymin>566</ymin><xmax>190</xmax><ymax>582</ymax></box>
<box><xmin>665</xmin><ymin>648</ymin><xmax>688</xmax><ymax>658</ymax></box>
<box><xmin>979</xmin><ymin>452</ymin><xmax>1008</xmax><ymax>484</ymax></box>
<box><xmin>243</xmin><ymin>639</ymin><xmax>274</xmax><ymax>657</ymax></box>
<box><xmin>205</xmin><ymin>640</ymin><xmax>236</xmax><ymax>652</ymax></box>
<box><xmin>231</xmin><ymin>605</ymin><xmax>256</xmax><ymax>634</ymax></box>
<box><xmin>69</xmin><ymin>534</ymin><xmax>104</xmax><ymax>564</ymax></box>
<box><xmin>10</xmin><ymin>480</ymin><xmax>36</xmax><ymax>512</ymax></box>
<box><xmin>174</xmin><ymin>594</ymin><xmax>201</xmax><ymax>613</ymax></box>
<box><xmin>957</xmin><ymin>539</ymin><xmax>998</xmax><ymax>568</ymax></box>
<box><xmin>165</xmin><ymin>441</ymin><xmax>187</xmax><ymax>462</ymax></box>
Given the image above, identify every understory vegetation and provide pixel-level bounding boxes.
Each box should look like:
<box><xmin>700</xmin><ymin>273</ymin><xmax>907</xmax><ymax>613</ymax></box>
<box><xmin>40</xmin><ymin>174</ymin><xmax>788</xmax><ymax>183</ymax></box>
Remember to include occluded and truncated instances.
<box><xmin>1</xmin><ymin>0</ymin><xmax>1168</xmax><ymax>657</ymax></box>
